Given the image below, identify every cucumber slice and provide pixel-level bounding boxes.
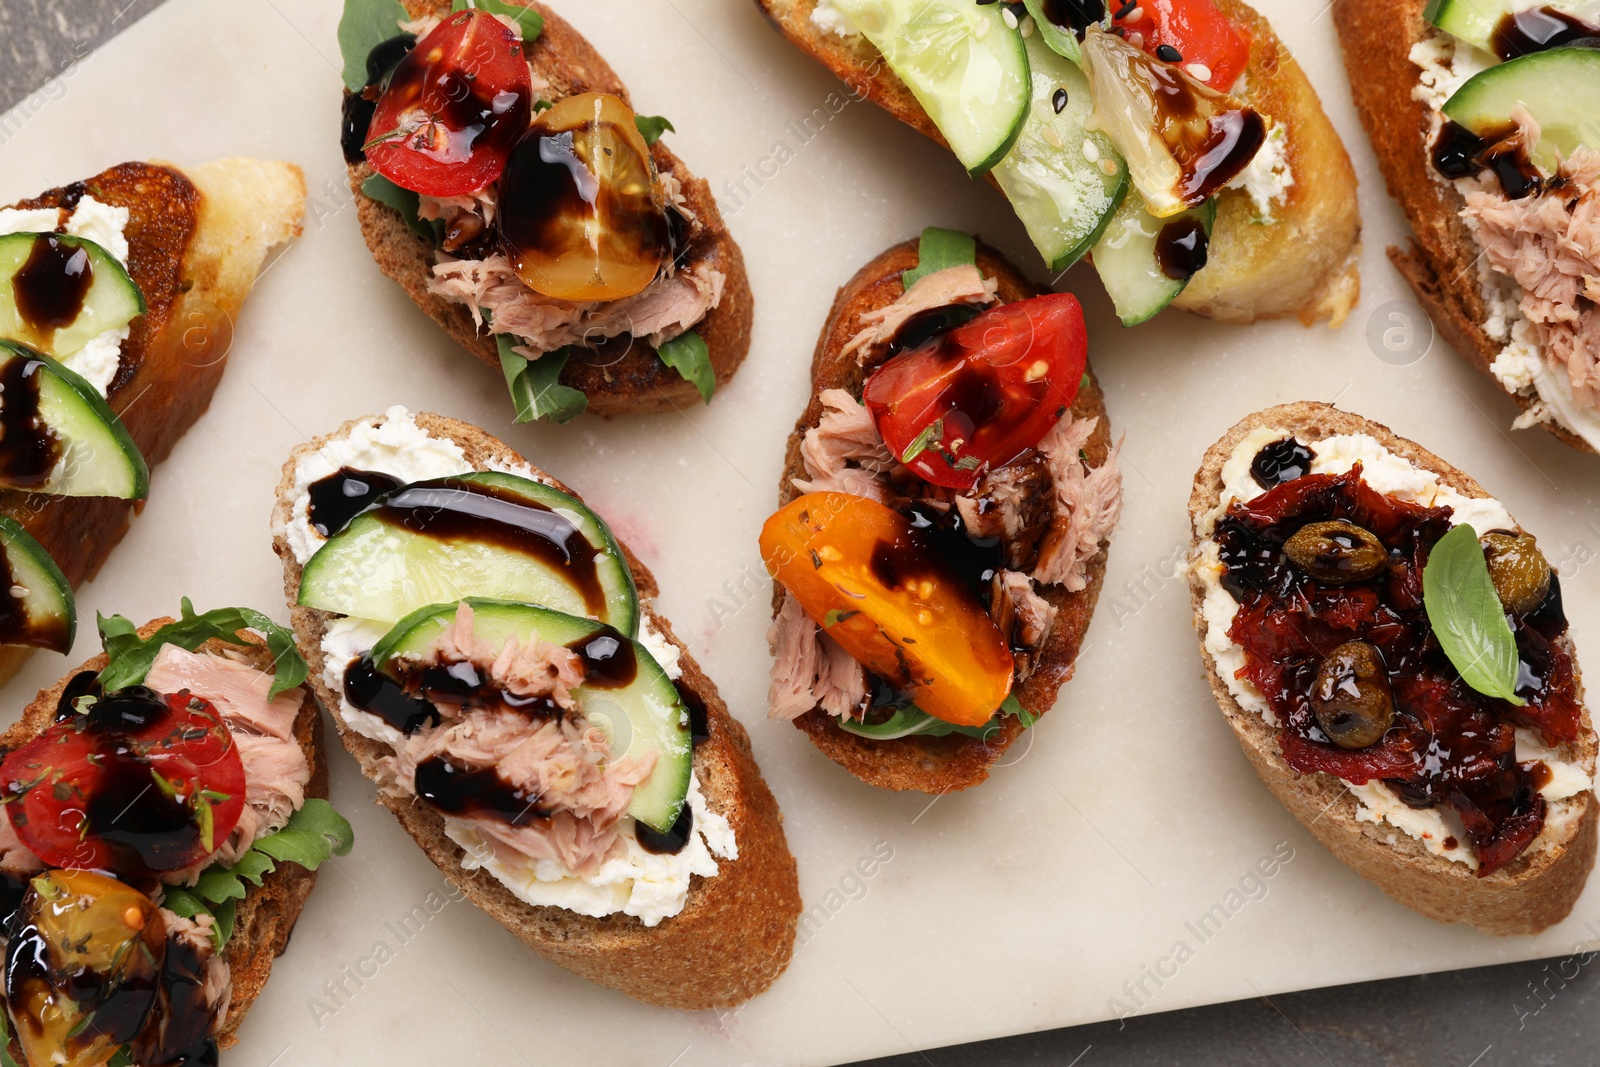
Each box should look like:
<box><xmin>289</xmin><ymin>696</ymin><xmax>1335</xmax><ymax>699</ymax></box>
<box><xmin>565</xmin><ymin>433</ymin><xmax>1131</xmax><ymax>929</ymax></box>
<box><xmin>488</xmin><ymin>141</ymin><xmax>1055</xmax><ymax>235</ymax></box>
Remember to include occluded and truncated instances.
<box><xmin>1426</xmin><ymin>0</ymin><xmax>1600</xmax><ymax>55</ymax></box>
<box><xmin>1444</xmin><ymin>46</ymin><xmax>1600</xmax><ymax>173</ymax></box>
<box><xmin>0</xmin><ymin>340</ymin><xmax>148</xmax><ymax>499</ymax></box>
<box><xmin>1091</xmin><ymin>196</ymin><xmax>1217</xmax><ymax>326</ymax></box>
<box><xmin>829</xmin><ymin>0</ymin><xmax>1030</xmax><ymax>175</ymax></box>
<box><xmin>0</xmin><ymin>233</ymin><xmax>144</xmax><ymax>358</ymax></box>
<box><xmin>995</xmin><ymin>30</ymin><xmax>1129</xmax><ymax>271</ymax></box>
<box><xmin>373</xmin><ymin>598</ymin><xmax>691</xmax><ymax>833</ymax></box>
<box><xmin>299</xmin><ymin>471</ymin><xmax>640</xmax><ymax>635</ymax></box>
<box><xmin>0</xmin><ymin>515</ymin><xmax>74</xmax><ymax>653</ymax></box>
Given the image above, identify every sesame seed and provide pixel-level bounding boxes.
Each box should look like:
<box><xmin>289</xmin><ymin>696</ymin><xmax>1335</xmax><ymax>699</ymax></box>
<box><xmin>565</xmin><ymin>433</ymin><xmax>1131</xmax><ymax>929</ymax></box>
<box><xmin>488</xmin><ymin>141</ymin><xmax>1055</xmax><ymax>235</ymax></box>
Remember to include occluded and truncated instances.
<box><xmin>1053</xmin><ymin>87</ymin><xmax>1069</xmax><ymax>114</ymax></box>
<box><xmin>1083</xmin><ymin>139</ymin><xmax>1100</xmax><ymax>163</ymax></box>
<box><xmin>1128</xmin><ymin>6</ymin><xmax>1144</xmax><ymax>22</ymax></box>
<box><xmin>1186</xmin><ymin>62</ymin><xmax>1213</xmax><ymax>82</ymax></box>
<box><xmin>1021</xmin><ymin>14</ymin><xmax>1036</xmax><ymax>37</ymax></box>
<box><xmin>1044</xmin><ymin>126</ymin><xmax>1065</xmax><ymax>149</ymax></box>
<box><xmin>1156</xmin><ymin>43</ymin><xmax>1183</xmax><ymax>63</ymax></box>
<box><xmin>1002</xmin><ymin>6</ymin><xmax>1018</xmax><ymax>29</ymax></box>
<box><xmin>1099</xmin><ymin>158</ymin><xmax>1119</xmax><ymax>176</ymax></box>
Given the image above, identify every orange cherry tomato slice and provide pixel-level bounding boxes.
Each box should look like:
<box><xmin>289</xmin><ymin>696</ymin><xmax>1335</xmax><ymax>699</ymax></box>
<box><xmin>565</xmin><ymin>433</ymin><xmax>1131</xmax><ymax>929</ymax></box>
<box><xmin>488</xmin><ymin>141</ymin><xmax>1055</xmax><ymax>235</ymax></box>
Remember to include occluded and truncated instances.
<box><xmin>863</xmin><ymin>293</ymin><xmax>1087</xmax><ymax>492</ymax></box>
<box><xmin>365</xmin><ymin>10</ymin><xmax>534</xmax><ymax>197</ymax></box>
<box><xmin>1113</xmin><ymin>0</ymin><xmax>1252</xmax><ymax>91</ymax></box>
<box><xmin>497</xmin><ymin>93</ymin><xmax>671</xmax><ymax>302</ymax></box>
<box><xmin>1</xmin><ymin>688</ymin><xmax>246</xmax><ymax>875</ymax></box>
<box><xmin>761</xmin><ymin>492</ymin><xmax>1013</xmax><ymax>727</ymax></box>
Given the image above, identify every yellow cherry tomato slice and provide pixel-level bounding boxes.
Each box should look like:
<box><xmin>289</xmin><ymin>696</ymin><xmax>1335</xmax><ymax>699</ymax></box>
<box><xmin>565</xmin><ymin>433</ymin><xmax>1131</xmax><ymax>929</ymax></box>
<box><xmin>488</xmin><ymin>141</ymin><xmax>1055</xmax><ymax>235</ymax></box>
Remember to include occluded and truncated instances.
<box><xmin>760</xmin><ymin>492</ymin><xmax>1013</xmax><ymax>727</ymax></box>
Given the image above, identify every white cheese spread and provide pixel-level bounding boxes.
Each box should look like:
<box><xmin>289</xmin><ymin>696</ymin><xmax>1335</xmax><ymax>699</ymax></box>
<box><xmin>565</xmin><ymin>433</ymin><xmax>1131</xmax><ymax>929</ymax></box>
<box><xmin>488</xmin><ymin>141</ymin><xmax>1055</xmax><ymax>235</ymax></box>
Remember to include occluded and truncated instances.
<box><xmin>0</xmin><ymin>196</ymin><xmax>132</xmax><ymax>395</ymax></box>
<box><xmin>810</xmin><ymin>0</ymin><xmax>859</xmax><ymax>37</ymax></box>
<box><xmin>1192</xmin><ymin>428</ymin><xmax>1594</xmax><ymax>868</ymax></box>
<box><xmin>298</xmin><ymin>407</ymin><xmax>727</xmax><ymax>922</ymax></box>
<box><xmin>1225</xmin><ymin>120</ymin><xmax>1294</xmax><ymax>222</ymax></box>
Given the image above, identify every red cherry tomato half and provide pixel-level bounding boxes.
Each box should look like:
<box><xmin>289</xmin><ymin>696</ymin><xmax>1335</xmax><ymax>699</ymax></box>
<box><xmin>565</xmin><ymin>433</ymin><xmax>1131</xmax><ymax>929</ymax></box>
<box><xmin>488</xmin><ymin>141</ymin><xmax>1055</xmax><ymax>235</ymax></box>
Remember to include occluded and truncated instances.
<box><xmin>1114</xmin><ymin>0</ymin><xmax>1251</xmax><ymax>91</ymax></box>
<box><xmin>863</xmin><ymin>293</ymin><xmax>1088</xmax><ymax>491</ymax></box>
<box><xmin>365</xmin><ymin>11</ymin><xmax>534</xmax><ymax>197</ymax></box>
<box><xmin>1</xmin><ymin>689</ymin><xmax>246</xmax><ymax>876</ymax></box>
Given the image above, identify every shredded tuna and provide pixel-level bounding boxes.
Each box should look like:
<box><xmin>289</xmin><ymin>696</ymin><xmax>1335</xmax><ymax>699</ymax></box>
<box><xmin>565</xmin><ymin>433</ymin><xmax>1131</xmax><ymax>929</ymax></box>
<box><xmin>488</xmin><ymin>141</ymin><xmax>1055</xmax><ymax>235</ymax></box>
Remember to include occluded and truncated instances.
<box><xmin>427</xmin><ymin>253</ymin><xmax>725</xmax><ymax>354</ymax></box>
<box><xmin>792</xmin><ymin>389</ymin><xmax>898</xmax><ymax>502</ymax></box>
<box><xmin>0</xmin><ymin>810</ymin><xmax>41</xmax><ymax>876</ymax></box>
<box><xmin>990</xmin><ymin>569</ymin><xmax>1058</xmax><ymax>679</ymax></box>
<box><xmin>766</xmin><ymin>592</ymin><xmax>867</xmax><ymax>721</ymax></box>
<box><xmin>840</xmin><ymin>264</ymin><xmax>999</xmax><ymax>364</ymax></box>
<box><xmin>1031</xmin><ymin>416</ymin><xmax>1124</xmax><ymax>592</ymax></box>
<box><xmin>146</xmin><ymin>646</ymin><xmax>312</xmax><ymax>872</ymax></box>
<box><xmin>954</xmin><ymin>456</ymin><xmax>1053</xmax><ymax>570</ymax></box>
<box><xmin>397</xmin><ymin>15</ymin><xmax>441</xmax><ymax>36</ymax></box>
<box><xmin>1463</xmin><ymin>119</ymin><xmax>1600</xmax><ymax>411</ymax></box>
<box><xmin>158</xmin><ymin>909</ymin><xmax>232</xmax><ymax>1030</ymax></box>
<box><xmin>380</xmin><ymin>603</ymin><xmax>654</xmax><ymax>875</ymax></box>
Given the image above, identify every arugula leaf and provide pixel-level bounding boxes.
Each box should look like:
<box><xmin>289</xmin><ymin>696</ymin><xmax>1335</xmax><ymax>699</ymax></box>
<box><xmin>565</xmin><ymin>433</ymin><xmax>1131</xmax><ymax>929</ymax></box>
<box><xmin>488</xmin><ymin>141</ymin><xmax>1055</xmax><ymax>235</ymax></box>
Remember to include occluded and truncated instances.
<box><xmin>361</xmin><ymin>174</ymin><xmax>441</xmax><ymax>243</ymax></box>
<box><xmin>837</xmin><ymin>695</ymin><xmax>1037</xmax><ymax>742</ymax></box>
<box><xmin>634</xmin><ymin>114</ymin><xmax>676</xmax><ymax>146</ymax></box>
<box><xmin>498</xmin><ymin>338</ymin><xmax>589</xmax><ymax>423</ymax></box>
<box><xmin>190</xmin><ymin>800</ymin><xmax>355</xmax><ymax>922</ymax></box>
<box><xmin>1021</xmin><ymin>0</ymin><xmax>1083</xmax><ymax>62</ymax></box>
<box><xmin>451</xmin><ymin>0</ymin><xmax>545</xmax><ymax>40</ymax></box>
<box><xmin>339</xmin><ymin>0</ymin><xmax>410</xmax><ymax>91</ymax></box>
<box><xmin>0</xmin><ymin>1003</ymin><xmax>24</xmax><ymax>1067</ymax></box>
<box><xmin>1424</xmin><ymin>523</ymin><xmax>1527</xmax><ymax>706</ymax></box>
<box><xmin>106</xmin><ymin>1049</ymin><xmax>134</xmax><ymax>1067</ymax></box>
<box><xmin>902</xmin><ymin>227</ymin><xmax>977</xmax><ymax>289</ymax></box>
<box><xmin>656</xmin><ymin>331</ymin><xmax>715</xmax><ymax>403</ymax></box>
<box><xmin>97</xmin><ymin>600</ymin><xmax>308</xmax><ymax>699</ymax></box>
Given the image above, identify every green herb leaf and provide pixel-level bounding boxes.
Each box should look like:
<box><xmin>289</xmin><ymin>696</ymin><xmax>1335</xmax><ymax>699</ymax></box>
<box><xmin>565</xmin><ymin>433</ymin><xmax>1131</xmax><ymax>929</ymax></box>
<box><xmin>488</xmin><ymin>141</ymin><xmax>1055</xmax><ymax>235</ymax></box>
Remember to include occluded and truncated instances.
<box><xmin>451</xmin><ymin>0</ymin><xmax>545</xmax><ymax>40</ymax></box>
<box><xmin>900</xmin><ymin>418</ymin><xmax>944</xmax><ymax>465</ymax></box>
<box><xmin>1000</xmin><ymin>694</ymin><xmax>1038</xmax><ymax>728</ymax></box>
<box><xmin>97</xmin><ymin>600</ymin><xmax>308</xmax><ymax>699</ymax></box>
<box><xmin>0</xmin><ymin>1001</ymin><xmax>25</xmax><ymax>1067</ymax></box>
<box><xmin>338</xmin><ymin>0</ymin><xmax>410</xmax><ymax>91</ymax></box>
<box><xmin>837</xmin><ymin>696</ymin><xmax>1036</xmax><ymax>742</ymax></box>
<box><xmin>105</xmin><ymin>1048</ymin><xmax>134</xmax><ymax>1067</ymax></box>
<box><xmin>656</xmin><ymin>331</ymin><xmax>715</xmax><ymax>403</ymax></box>
<box><xmin>360</xmin><ymin>173</ymin><xmax>441</xmax><ymax>243</ymax></box>
<box><xmin>822</xmin><ymin>609</ymin><xmax>859</xmax><ymax>628</ymax></box>
<box><xmin>634</xmin><ymin>114</ymin><xmax>675</xmax><ymax>146</ymax></box>
<box><xmin>1423</xmin><ymin>523</ymin><xmax>1527</xmax><ymax>706</ymax></box>
<box><xmin>902</xmin><ymin>227</ymin><xmax>977</xmax><ymax>289</ymax></box>
<box><xmin>1021</xmin><ymin>0</ymin><xmax>1083</xmax><ymax>62</ymax></box>
<box><xmin>191</xmin><ymin>800</ymin><xmax>355</xmax><ymax>915</ymax></box>
<box><xmin>498</xmin><ymin>338</ymin><xmax>589</xmax><ymax>423</ymax></box>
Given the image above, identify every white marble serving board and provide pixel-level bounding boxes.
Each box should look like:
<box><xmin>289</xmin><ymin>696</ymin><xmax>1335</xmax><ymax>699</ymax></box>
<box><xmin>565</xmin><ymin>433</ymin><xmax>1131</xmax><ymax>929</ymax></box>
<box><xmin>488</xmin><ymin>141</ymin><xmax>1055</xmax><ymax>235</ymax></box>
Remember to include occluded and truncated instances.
<box><xmin>2</xmin><ymin>1</ymin><xmax>1598</xmax><ymax>1064</ymax></box>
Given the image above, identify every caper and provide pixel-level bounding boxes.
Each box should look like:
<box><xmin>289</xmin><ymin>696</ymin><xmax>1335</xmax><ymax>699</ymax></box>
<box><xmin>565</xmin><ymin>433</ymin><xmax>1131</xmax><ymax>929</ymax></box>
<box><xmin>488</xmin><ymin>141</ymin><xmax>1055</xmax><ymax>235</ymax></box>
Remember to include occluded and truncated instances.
<box><xmin>1311</xmin><ymin>641</ymin><xmax>1396</xmax><ymax>749</ymax></box>
<box><xmin>1481</xmin><ymin>531</ymin><xmax>1552</xmax><ymax>616</ymax></box>
<box><xmin>1283</xmin><ymin>521</ymin><xmax>1389</xmax><ymax>584</ymax></box>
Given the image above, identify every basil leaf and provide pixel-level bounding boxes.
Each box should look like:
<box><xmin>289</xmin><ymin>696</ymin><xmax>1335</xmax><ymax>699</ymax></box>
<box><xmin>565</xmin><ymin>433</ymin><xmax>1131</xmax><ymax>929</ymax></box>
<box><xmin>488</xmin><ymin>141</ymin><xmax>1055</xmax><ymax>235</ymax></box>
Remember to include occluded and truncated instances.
<box><xmin>339</xmin><ymin>0</ymin><xmax>409</xmax><ymax>91</ymax></box>
<box><xmin>1021</xmin><ymin>0</ymin><xmax>1083</xmax><ymax>63</ymax></box>
<box><xmin>634</xmin><ymin>114</ymin><xmax>675</xmax><ymax>146</ymax></box>
<box><xmin>97</xmin><ymin>600</ymin><xmax>308</xmax><ymax>699</ymax></box>
<box><xmin>1423</xmin><ymin>523</ymin><xmax>1527</xmax><ymax>706</ymax></box>
<box><xmin>902</xmin><ymin>227</ymin><xmax>977</xmax><ymax>289</ymax></box>
<box><xmin>452</xmin><ymin>0</ymin><xmax>545</xmax><ymax>40</ymax></box>
<box><xmin>656</xmin><ymin>330</ymin><xmax>715</xmax><ymax>403</ymax></box>
<box><xmin>360</xmin><ymin>173</ymin><xmax>441</xmax><ymax>243</ymax></box>
<box><xmin>498</xmin><ymin>338</ymin><xmax>589</xmax><ymax>423</ymax></box>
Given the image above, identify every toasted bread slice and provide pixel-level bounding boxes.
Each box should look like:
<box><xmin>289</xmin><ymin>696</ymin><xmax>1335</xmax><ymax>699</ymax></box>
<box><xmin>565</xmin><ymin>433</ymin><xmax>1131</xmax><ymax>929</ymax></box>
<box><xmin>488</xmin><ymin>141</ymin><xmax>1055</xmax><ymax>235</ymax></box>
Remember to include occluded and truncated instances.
<box><xmin>349</xmin><ymin>0</ymin><xmax>753</xmax><ymax>418</ymax></box>
<box><xmin>755</xmin><ymin>0</ymin><xmax>1361</xmax><ymax>325</ymax></box>
<box><xmin>0</xmin><ymin>159</ymin><xmax>305</xmax><ymax>683</ymax></box>
<box><xmin>775</xmin><ymin>239</ymin><xmax>1114</xmax><ymax>793</ymax></box>
<box><xmin>1187</xmin><ymin>402</ymin><xmax>1597</xmax><ymax>934</ymax></box>
<box><xmin>270</xmin><ymin>412</ymin><xmax>800</xmax><ymax>1009</ymax></box>
<box><xmin>1331</xmin><ymin>0</ymin><xmax>1594</xmax><ymax>454</ymax></box>
<box><xmin>3</xmin><ymin>620</ymin><xmax>330</xmax><ymax>1051</ymax></box>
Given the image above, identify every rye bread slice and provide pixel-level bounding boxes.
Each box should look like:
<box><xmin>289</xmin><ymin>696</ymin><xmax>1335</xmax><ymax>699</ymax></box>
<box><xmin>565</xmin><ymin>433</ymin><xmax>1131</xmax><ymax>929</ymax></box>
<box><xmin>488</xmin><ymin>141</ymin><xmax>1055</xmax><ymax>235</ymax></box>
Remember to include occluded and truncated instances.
<box><xmin>1331</xmin><ymin>0</ymin><xmax>1595</xmax><ymax>455</ymax></box>
<box><xmin>752</xmin><ymin>0</ymin><xmax>1361</xmax><ymax>325</ymax></box>
<box><xmin>1</xmin><ymin>621</ymin><xmax>331</xmax><ymax>1051</ymax></box>
<box><xmin>0</xmin><ymin>159</ymin><xmax>306</xmax><ymax>686</ymax></box>
<box><xmin>1186</xmin><ymin>401</ymin><xmax>1597</xmax><ymax>934</ymax></box>
<box><xmin>270</xmin><ymin>412</ymin><xmax>800</xmax><ymax>1009</ymax></box>
<box><xmin>773</xmin><ymin>238</ymin><xmax>1114</xmax><ymax>793</ymax></box>
<box><xmin>349</xmin><ymin>0</ymin><xmax>754</xmax><ymax>418</ymax></box>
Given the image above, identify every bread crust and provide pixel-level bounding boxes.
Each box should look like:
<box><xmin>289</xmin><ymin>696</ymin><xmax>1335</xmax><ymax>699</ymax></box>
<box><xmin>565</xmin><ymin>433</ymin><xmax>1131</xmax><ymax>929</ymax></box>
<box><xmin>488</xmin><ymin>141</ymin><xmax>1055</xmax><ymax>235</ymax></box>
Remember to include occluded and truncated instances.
<box><xmin>1331</xmin><ymin>0</ymin><xmax>1595</xmax><ymax>454</ymax></box>
<box><xmin>0</xmin><ymin>159</ymin><xmax>306</xmax><ymax>687</ymax></box>
<box><xmin>0</xmin><ymin>620</ymin><xmax>331</xmax><ymax>1049</ymax></box>
<box><xmin>754</xmin><ymin>0</ymin><xmax>1361</xmax><ymax>325</ymax></box>
<box><xmin>1186</xmin><ymin>402</ymin><xmax>1597</xmax><ymax>934</ymax></box>
<box><xmin>349</xmin><ymin>0</ymin><xmax>753</xmax><ymax>418</ymax></box>
<box><xmin>773</xmin><ymin>239</ymin><xmax>1112</xmax><ymax>793</ymax></box>
<box><xmin>270</xmin><ymin>412</ymin><xmax>800</xmax><ymax>1009</ymax></box>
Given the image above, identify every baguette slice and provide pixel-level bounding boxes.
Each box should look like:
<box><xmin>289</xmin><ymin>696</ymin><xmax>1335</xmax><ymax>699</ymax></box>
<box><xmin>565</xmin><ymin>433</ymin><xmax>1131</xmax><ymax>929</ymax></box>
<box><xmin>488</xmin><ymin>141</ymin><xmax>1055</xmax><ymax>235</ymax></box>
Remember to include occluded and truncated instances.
<box><xmin>1331</xmin><ymin>0</ymin><xmax>1594</xmax><ymax>455</ymax></box>
<box><xmin>0</xmin><ymin>159</ymin><xmax>306</xmax><ymax>683</ymax></box>
<box><xmin>350</xmin><ymin>0</ymin><xmax>753</xmax><ymax>417</ymax></box>
<box><xmin>754</xmin><ymin>0</ymin><xmax>1361</xmax><ymax>325</ymax></box>
<box><xmin>775</xmin><ymin>239</ymin><xmax>1114</xmax><ymax>793</ymax></box>
<box><xmin>271</xmin><ymin>412</ymin><xmax>800</xmax><ymax>1009</ymax></box>
<box><xmin>1187</xmin><ymin>402</ymin><xmax>1598</xmax><ymax>934</ymax></box>
<box><xmin>2</xmin><ymin>620</ymin><xmax>330</xmax><ymax>1051</ymax></box>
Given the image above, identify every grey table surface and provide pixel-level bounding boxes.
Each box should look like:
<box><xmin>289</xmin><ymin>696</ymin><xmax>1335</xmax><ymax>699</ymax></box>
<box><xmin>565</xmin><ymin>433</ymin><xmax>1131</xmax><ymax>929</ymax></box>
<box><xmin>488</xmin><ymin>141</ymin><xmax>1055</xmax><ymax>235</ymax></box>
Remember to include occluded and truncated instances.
<box><xmin>2</xmin><ymin>2</ymin><xmax>1596</xmax><ymax>1065</ymax></box>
